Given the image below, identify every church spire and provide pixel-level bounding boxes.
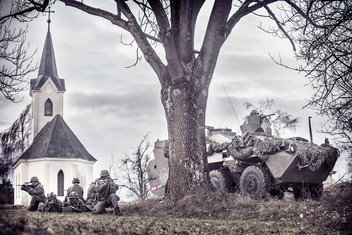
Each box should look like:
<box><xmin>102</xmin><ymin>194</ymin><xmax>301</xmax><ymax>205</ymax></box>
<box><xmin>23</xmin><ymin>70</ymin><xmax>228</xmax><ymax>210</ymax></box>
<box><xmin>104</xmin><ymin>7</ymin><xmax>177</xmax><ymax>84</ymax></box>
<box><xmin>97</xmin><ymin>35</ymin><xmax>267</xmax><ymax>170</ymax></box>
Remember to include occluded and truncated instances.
<box><xmin>30</xmin><ymin>8</ymin><xmax>65</xmax><ymax>141</ymax></box>
<box><xmin>37</xmin><ymin>30</ymin><xmax>58</xmax><ymax>79</ymax></box>
<box><xmin>31</xmin><ymin>8</ymin><xmax>65</xmax><ymax>92</ymax></box>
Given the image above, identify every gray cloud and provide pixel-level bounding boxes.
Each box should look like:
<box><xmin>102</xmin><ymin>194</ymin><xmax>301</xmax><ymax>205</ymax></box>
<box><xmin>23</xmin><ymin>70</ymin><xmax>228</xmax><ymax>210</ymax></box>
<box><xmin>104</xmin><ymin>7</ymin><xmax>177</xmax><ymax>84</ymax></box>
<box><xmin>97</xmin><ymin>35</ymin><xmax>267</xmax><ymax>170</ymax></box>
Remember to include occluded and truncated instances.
<box><xmin>67</xmin><ymin>84</ymin><xmax>161</xmax><ymax>116</ymax></box>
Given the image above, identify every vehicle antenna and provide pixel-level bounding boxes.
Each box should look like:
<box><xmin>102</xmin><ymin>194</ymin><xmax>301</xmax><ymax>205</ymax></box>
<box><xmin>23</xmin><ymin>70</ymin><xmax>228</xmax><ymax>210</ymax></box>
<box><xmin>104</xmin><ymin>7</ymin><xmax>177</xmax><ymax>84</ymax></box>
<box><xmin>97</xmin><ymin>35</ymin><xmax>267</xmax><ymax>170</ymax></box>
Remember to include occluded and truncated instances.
<box><xmin>222</xmin><ymin>83</ymin><xmax>241</xmax><ymax>128</ymax></box>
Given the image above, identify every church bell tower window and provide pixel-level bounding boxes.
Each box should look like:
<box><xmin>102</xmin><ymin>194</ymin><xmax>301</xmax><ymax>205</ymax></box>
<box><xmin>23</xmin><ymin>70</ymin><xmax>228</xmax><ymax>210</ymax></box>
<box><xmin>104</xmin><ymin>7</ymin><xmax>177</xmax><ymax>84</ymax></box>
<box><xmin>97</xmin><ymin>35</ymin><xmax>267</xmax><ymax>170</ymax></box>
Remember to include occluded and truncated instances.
<box><xmin>58</xmin><ymin>170</ymin><xmax>64</xmax><ymax>196</ymax></box>
<box><xmin>45</xmin><ymin>99</ymin><xmax>53</xmax><ymax>116</ymax></box>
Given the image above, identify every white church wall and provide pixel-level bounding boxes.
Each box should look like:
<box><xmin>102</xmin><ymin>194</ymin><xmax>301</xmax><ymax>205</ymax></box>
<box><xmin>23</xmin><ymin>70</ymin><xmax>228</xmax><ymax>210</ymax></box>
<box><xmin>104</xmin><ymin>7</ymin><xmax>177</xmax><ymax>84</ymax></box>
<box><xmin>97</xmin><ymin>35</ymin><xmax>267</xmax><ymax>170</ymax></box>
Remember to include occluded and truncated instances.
<box><xmin>13</xmin><ymin>158</ymin><xmax>94</xmax><ymax>205</ymax></box>
<box><xmin>13</xmin><ymin>161</ymin><xmax>29</xmax><ymax>205</ymax></box>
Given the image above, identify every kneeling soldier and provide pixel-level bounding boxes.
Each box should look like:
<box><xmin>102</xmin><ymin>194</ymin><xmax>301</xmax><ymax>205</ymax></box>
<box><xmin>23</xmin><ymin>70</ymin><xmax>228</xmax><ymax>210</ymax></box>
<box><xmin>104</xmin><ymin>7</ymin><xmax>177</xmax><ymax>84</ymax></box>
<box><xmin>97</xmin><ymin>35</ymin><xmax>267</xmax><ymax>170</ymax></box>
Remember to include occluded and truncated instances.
<box><xmin>93</xmin><ymin>170</ymin><xmax>122</xmax><ymax>215</ymax></box>
<box><xmin>86</xmin><ymin>181</ymin><xmax>96</xmax><ymax>208</ymax></box>
<box><xmin>20</xmin><ymin>176</ymin><xmax>45</xmax><ymax>211</ymax></box>
<box><xmin>63</xmin><ymin>178</ymin><xmax>85</xmax><ymax>204</ymax></box>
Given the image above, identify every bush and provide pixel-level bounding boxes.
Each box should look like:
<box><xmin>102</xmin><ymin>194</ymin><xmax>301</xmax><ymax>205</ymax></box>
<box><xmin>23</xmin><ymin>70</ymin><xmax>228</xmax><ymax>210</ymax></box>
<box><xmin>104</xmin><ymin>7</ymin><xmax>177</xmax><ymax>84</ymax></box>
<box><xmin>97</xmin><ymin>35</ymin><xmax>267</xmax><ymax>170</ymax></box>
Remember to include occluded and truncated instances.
<box><xmin>0</xmin><ymin>179</ymin><xmax>14</xmax><ymax>204</ymax></box>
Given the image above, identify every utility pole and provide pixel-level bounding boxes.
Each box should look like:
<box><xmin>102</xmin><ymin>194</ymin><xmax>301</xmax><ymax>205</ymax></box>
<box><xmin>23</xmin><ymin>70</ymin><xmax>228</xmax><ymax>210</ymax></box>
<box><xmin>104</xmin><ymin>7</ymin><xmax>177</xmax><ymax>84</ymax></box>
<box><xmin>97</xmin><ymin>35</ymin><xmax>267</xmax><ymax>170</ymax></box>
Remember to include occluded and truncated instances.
<box><xmin>308</xmin><ymin>116</ymin><xmax>313</xmax><ymax>143</ymax></box>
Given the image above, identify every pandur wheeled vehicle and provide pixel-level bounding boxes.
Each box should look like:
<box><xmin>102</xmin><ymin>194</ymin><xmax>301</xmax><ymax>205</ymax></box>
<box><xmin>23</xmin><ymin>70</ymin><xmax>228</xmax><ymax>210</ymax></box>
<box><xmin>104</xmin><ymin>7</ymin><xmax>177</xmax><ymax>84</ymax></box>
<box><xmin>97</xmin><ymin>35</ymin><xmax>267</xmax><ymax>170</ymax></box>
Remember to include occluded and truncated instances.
<box><xmin>148</xmin><ymin>110</ymin><xmax>339</xmax><ymax>200</ymax></box>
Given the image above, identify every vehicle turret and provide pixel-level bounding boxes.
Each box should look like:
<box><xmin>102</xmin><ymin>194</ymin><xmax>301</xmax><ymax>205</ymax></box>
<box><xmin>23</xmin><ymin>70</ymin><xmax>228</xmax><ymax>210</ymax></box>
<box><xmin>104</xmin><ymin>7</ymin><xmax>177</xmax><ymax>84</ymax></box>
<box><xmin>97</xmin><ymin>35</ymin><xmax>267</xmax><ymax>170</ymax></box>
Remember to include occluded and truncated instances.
<box><xmin>240</xmin><ymin>110</ymin><xmax>274</xmax><ymax>137</ymax></box>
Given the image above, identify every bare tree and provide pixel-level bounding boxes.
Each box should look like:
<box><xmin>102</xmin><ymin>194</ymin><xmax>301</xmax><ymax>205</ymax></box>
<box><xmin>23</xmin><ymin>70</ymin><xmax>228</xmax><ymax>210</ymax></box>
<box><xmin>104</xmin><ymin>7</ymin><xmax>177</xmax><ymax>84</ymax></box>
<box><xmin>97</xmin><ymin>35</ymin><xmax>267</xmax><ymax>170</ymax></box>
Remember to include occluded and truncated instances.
<box><xmin>244</xmin><ymin>98</ymin><xmax>300</xmax><ymax>138</ymax></box>
<box><xmin>0</xmin><ymin>0</ymin><xmax>50</xmax><ymax>23</ymax></box>
<box><xmin>271</xmin><ymin>1</ymin><xmax>352</xmax><ymax>174</ymax></box>
<box><xmin>0</xmin><ymin>104</ymin><xmax>31</xmax><ymax>180</ymax></box>
<box><xmin>297</xmin><ymin>2</ymin><xmax>352</xmax><ymax>175</ymax></box>
<box><xmin>119</xmin><ymin>134</ymin><xmax>151</xmax><ymax>200</ymax></box>
<box><xmin>0</xmin><ymin>22</ymin><xmax>37</xmax><ymax>102</ymax></box>
<box><xmin>2</xmin><ymin>0</ymin><xmax>344</xmax><ymax>199</ymax></box>
<box><xmin>0</xmin><ymin>0</ymin><xmax>49</xmax><ymax>102</ymax></box>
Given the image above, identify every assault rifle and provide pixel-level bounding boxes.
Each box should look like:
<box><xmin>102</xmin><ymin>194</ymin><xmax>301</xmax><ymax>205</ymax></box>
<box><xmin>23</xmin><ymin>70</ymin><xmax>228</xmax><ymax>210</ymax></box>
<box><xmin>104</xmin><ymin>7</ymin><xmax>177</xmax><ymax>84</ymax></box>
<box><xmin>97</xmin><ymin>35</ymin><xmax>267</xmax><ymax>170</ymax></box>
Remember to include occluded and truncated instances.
<box><xmin>16</xmin><ymin>182</ymin><xmax>34</xmax><ymax>188</ymax></box>
<box><xmin>43</xmin><ymin>198</ymin><xmax>56</xmax><ymax>213</ymax></box>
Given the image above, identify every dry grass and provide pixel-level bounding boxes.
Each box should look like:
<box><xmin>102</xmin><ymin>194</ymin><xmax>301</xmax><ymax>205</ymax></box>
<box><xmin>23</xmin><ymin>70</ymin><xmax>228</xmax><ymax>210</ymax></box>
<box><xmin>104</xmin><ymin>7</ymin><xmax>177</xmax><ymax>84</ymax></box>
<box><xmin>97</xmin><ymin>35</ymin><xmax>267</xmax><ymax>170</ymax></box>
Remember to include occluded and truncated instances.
<box><xmin>0</xmin><ymin>182</ymin><xmax>351</xmax><ymax>235</ymax></box>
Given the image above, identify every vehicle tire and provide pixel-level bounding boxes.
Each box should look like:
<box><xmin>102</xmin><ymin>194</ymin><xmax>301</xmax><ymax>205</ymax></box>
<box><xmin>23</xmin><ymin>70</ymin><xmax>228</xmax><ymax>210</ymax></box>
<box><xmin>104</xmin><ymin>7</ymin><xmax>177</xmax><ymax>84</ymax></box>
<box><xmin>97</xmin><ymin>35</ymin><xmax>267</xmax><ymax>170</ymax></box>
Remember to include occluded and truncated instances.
<box><xmin>209</xmin><ymin>170</ymin><xmax>231</xmax><ymax>192</ymax></box>
<box><xmin>270</xmin><ymin>188</ymin><xmax>285</xmax><ymax>200</ymax></box>
<box><xmin>239</xmin><ymin>165</ymin><xmax>271</xmax><ymax>199</ymax></box>
<box><xmin>308</xmin><ymin>183</ymin><xmax>323</xmax><ymax>200</ymax></box>
<box><xmin>293</xmin><ymin>183</ymin><xmax>323</xmax><ymax>201</ymax></box>
<box><xmin>293</xmin><ymin>186</ymin><xmax>303</xmax><ymax>201</ymax></box>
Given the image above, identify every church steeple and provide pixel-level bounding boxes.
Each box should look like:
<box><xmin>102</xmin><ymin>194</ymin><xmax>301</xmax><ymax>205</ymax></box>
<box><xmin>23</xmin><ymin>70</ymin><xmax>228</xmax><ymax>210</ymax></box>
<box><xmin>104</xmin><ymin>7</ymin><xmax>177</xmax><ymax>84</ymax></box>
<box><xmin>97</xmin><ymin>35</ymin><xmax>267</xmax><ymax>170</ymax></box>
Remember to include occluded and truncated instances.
<box><xmin>30</xmin><ymin>11</ymin><xmax>65</xmax><ymax>141</ymax></box>
<box><xmin>37</xmin><ymin>31</ymin><xmax>59</xmax><ymax>79</ymax></box>
<box><xmin>30</xmin><ymin>9</ymin><xmax>65</xmax><ymax>92</ymax></box>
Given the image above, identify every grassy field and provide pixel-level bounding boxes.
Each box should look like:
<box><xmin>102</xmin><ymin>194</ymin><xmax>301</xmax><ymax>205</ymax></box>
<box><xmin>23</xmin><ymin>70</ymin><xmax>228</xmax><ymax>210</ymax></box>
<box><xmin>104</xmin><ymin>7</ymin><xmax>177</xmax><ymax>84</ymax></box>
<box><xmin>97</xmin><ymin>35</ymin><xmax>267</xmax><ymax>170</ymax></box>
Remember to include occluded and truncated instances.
<box><xmin>0</xmin><ymin>182</ymin><xmax>351</xmax><ymax>235</ymax></box>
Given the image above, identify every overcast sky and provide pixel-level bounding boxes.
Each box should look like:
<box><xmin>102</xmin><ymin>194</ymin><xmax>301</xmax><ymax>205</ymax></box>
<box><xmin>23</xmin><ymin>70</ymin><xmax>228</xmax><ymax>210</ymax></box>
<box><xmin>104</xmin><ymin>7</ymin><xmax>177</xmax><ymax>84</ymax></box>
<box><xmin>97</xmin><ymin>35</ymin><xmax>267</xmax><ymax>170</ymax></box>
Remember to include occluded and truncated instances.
<box><xmin>0</xmin><ymin>1</ymin><xmax>348</xmax><ymax>180</ymax></box>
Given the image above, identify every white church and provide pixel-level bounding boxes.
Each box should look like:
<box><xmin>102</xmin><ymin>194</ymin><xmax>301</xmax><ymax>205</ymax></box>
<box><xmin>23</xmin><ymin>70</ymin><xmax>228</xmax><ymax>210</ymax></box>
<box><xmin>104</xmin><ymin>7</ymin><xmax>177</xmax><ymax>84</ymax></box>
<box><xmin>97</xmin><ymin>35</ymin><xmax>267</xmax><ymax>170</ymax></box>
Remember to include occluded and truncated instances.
<box><xmin>12</xmin><ymin>19</ymin><xmax>96</xmax><ymax>205</ymax></box>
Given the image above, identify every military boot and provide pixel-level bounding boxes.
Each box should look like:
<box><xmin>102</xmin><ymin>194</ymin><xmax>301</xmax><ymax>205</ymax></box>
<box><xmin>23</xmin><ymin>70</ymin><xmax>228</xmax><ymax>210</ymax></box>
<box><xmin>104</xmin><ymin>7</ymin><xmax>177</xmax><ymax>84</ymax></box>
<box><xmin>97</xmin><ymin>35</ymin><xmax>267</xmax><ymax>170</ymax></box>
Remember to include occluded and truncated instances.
<box><xmin>114</xmin><ymin>206</ymin><xmax>122</xmax><ymax>216</ymax></box>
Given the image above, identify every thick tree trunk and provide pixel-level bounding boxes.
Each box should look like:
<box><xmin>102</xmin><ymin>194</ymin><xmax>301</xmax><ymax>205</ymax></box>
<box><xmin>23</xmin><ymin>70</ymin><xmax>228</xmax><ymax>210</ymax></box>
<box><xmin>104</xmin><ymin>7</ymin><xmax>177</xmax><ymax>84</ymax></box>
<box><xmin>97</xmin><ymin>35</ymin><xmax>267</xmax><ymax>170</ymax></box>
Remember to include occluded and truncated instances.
<box><xmin>160</xmin><ymin>66</ymin><xmax>211</xmax><ymax>200</ymax></box>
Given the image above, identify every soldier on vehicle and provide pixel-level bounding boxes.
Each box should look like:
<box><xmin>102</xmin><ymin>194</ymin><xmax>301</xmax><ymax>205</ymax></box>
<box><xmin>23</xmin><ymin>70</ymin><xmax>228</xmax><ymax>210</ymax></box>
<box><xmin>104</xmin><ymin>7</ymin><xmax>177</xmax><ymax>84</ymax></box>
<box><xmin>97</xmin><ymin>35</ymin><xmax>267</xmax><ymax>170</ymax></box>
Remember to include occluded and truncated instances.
<box><xmin>63</xmin><ymin>191</ymin><xmax>86</xmax><ymax>213</ymax></box>
<box><xmin>20</xmin><ymin>176</ymin><xmax>46</xmax><ymax>211</ymax></box>
<box><xmin>92</xmin><ymin>170</ymin><xmax>122</xmax><ymax>215</ymax></box>
<box><xmin>86</xmin><ymin>181</ymin><xmax>96</xmax><ymax>207</ymax></box>
<box><xmin>38</xmin><ymin>192</ymin><xmax>63</xmax><ymax>213</ymax></box>
<box><xmin>63</xmin><ymin>177</ymin><xmax>84</xmax><ymax>204</ymax></box>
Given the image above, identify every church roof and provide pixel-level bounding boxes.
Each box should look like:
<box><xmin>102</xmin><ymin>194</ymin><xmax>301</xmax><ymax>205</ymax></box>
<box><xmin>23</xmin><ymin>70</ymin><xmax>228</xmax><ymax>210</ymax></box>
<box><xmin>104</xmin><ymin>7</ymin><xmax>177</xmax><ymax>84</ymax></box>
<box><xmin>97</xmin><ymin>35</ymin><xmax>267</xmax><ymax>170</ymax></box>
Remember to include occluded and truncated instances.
<box><xmin>14</xmin><ymin>115</ymin><xmax>96</xmax><ymax>164</ymax></box>
<box><xmin>30</xmin><ymin>30</ymin><xmax>65</xmax><ymax>92</ymax></box>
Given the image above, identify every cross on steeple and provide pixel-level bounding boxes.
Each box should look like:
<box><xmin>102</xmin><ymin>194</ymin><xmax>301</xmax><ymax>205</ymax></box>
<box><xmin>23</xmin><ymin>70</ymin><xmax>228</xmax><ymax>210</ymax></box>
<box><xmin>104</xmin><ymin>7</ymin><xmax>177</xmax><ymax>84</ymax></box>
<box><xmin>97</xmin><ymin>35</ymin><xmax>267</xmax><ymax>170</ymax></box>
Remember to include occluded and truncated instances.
<box><xmin>44</xmin><ymin>6</ymin><xmax>55</xmax><ymax>32</ymax></box>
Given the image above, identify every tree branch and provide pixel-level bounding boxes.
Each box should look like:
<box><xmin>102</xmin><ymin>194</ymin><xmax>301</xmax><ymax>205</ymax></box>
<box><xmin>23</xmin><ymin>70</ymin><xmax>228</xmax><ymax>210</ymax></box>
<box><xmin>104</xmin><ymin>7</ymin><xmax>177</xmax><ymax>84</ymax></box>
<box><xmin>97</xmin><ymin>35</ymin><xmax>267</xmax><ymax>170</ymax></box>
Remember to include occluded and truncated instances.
<box><xmin>200</xmin><ymin>0</ymin><xmax>232</xmax><ymax>85</ymax></box>
<box><xmin>264</xmin><ymin>5</ymin><xmax>296</xmax><ymax>51</ymax></box>
<box><xmin>60</xmin><ymin>0</ymin><xmax>165</xmax><ymax>81</ymax></box>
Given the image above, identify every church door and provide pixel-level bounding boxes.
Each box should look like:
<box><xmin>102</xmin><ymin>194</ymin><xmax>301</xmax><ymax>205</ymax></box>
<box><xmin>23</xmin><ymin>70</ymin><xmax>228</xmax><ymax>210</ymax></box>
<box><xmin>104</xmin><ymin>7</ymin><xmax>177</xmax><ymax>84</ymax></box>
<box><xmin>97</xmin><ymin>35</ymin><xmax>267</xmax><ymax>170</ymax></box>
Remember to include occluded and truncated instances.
<box><xmin>57</xmin><ymin>170</ymin><xmax>64</xmax><ymax>196</ymax></box>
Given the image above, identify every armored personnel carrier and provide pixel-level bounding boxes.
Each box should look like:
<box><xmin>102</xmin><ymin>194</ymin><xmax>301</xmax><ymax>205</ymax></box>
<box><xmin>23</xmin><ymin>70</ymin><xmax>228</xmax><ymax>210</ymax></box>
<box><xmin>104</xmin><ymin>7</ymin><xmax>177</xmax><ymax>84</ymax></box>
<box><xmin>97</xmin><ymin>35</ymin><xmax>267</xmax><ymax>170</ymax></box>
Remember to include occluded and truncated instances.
<box><xmin>147</xmin><ymin>110</ymin><xmax>339</xmax><ymax>200</ymax></box>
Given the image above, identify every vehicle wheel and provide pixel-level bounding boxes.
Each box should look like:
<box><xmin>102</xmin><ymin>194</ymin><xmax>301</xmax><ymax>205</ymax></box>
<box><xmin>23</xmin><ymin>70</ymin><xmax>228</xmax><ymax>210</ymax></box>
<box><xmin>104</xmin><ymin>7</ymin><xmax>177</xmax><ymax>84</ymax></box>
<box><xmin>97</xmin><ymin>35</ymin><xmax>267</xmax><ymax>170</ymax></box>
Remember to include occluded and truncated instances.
<box><xmin>293</xmin><ymin>185</ymin><xmax>311</xmax><ymax>201</ymax></box>
<box><xmin>239</xmin><ymin>165</ymin><xmax>271</xmax><ymax>199</ymax></box>
<box><xmin>308</xmin><ymin>183</ymin><xmax>323</xmax><ymax>200</ymax></box>
<box><xmin>270</xmin><ymin>188</ymin><xmax>285</xmax><ymax>200</ymax></box>
<box><xmin>293</xmin><ymin>183</ymin><xmax>323</xmax><ymax>201</ymax></box>
<box><xmin>209</xmin><ymin>170</ymin><xmax>231</xmax><ymax>192</ymax></box>
<box><xmin>293</xmin><ymin>186</ymin><xmax>303</xmax><ymax>201</ymax></box>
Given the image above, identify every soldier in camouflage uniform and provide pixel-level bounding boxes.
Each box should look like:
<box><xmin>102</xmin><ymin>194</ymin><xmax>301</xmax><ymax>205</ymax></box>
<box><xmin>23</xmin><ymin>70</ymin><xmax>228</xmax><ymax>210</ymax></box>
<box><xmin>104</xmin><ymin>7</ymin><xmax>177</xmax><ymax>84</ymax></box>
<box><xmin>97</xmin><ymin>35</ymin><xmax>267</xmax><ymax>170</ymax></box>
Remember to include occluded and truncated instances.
<box><xmin>63</xmin><ymin>191</ymin><xmax>86</xmax><ymax>213</ymax></box>
<box><xmin>92</xmin><ymin>170</ymin><xmax>122</xmax><ymax>215</ymax></box>
<box><xmin>63</xmin><ymin>177</ymin><xmax>84</xmax><ymax>204</ymax></box>
<box><xmin>86</xmin><ymin>181</ymin><xmax>97</xmax><ymax>208</ymax></box>
<box><xmin>38</xmin><ymin>192</ymin><xmax>63</xmax><ymax>213</ymax></box>
<box><xmin>20</xmin><ymin>176</ymin><xmax>46</xmax><ymax>211</ymax></box>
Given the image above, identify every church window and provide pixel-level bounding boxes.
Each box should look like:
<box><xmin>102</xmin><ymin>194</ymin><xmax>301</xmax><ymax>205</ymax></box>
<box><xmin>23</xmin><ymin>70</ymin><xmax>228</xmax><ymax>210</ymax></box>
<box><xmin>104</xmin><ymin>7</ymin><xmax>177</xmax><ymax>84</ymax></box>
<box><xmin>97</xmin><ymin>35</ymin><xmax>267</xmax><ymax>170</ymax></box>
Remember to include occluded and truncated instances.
<box><xmin>45</xmin><ymin>99</ymin><xmax>53</xmax><ymax>116</ymax></box>
<box><xmin>58</xmin><ymin>170</ymin><xmax>64</xmax><ymax>196</ymax></box>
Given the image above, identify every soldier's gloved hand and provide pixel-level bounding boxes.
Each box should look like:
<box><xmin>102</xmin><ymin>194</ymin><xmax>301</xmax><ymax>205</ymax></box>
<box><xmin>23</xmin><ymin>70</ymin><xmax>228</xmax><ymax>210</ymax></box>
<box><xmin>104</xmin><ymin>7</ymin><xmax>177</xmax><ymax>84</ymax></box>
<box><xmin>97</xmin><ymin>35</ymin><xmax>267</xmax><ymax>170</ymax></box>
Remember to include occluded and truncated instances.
<box><xmin>99</xmin><ymin>179</ymin><xmax>108</xmax><ymax>185</ymax></box>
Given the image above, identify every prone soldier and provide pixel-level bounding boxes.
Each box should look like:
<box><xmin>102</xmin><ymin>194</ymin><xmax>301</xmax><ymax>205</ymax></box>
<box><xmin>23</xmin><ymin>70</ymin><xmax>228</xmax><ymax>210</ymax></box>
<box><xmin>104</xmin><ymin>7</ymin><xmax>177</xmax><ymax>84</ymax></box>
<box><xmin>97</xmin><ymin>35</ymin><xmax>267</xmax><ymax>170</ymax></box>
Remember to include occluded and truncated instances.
<box><xmin>63</xmin><ymin>191</ymin><xmax>86</xmax><ymax>213</ymax></box>
<box><xmin>19</xmin><ymin>176</ymin><xmax>45</xmax><ymax>211</ymax></box>
<box><xmin>38</xmin><ymin>192</ymin><xmax>63</xmax><ymax>213</ymax></box>
<box><xmin>92</xmin><ymin>170</ymin><xmax>122</xmax><ymax>215</ymax></box>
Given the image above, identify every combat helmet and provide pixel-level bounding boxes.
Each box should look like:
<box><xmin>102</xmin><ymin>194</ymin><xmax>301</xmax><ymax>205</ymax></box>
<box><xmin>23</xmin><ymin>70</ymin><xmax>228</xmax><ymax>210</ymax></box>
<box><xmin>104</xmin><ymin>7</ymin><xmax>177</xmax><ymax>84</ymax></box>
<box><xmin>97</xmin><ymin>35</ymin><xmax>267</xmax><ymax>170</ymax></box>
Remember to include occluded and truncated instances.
<box><xmin>48</xmin><ymin>192</ymin><xmax>57</xmax><ymax>199</ymax></box>
<box><xmin>30</xmin><ymin>176</ymin><xmax>39</xmax><ymax>182</ymax></box>
<box><xmin>100</xmin><ymin>170</ymin><xmax>110</xmax><ymax>177</ymax></box>
<box><xmin>69</xmin><ymin>191</ymin><xmax>79</xmax><ymax>199</ymax></box>
<box><xmin>72</xmin><ymin>178</ymin><xmax>80</xmax><ymax>184</ymax></box>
